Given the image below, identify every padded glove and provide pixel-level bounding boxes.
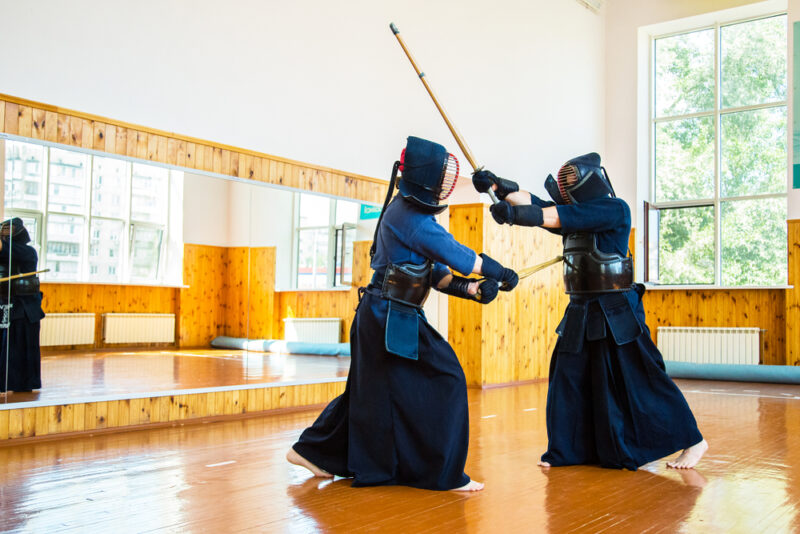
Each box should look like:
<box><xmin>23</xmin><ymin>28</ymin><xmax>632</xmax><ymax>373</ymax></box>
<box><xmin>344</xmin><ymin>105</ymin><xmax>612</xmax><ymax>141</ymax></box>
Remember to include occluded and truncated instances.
<box><xmin>479</xmin><ymin>253</ymin><xmax>519</xmax><ymax>291</ymax></box>
<box><xmin>438</xmin><ymin>275</ymin><xmax>499</xmax><ymax>304</ymax></box>
<box><xmin>472</xmin><ymin>170</ymin><xmax>519</xmax><ymax>200</ymax></box>
<box><xmin>489</xmin><ymin>202</ymin><xmax>544</xmax><ymax>227</ymax></box>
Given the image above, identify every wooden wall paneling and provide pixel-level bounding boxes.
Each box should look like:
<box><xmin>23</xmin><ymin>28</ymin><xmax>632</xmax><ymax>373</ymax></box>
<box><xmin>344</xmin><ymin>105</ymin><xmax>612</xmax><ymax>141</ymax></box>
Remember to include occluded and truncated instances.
<box><xmin>787</xmin><ymin>220</ymin><xmax>800</xmax><ymax>366</ymax></box>
<box><xmin>642</xmin><ymin>289</ymin><xmax>785</xmax><ymax>365</ymax></box>
<box><xmin>91</xmin><ymin>121</ymin><xmax>104</xmax><ymax>151</ymax></box>
<box><xmin>0</xmin><ymin>410</ymin><xmax>8</xmax><ymax>440</ymax></box>
<box><xmin>68</xmin><ymin>115</ymin><xmax>82</xmax><ymax>147</ymax></box>
<box><xmin>179</xmin><ymin>244</ymin><xmax>227</xmax><ymax>348</ymax></box>
<box><xmin>55</xmin><ymin>113</ymin><xmax>67</xmax><ymax>144</ymax></box>
<box><xmin>248</xmin><ymin>247</ymin><xmax>276</xmax><ymax>340</ymax></box>
<box><xmin>110</xmin><ymin>125</ymin><xmax>124</xmax><ymax>156</ymax></box>
<box><xmin>224</xmin><ymin>247</ymin><xmax>249</xmax><ymax>338</ymax></box>
<box><xmin>0</xmin><ymin>100</ymin><xmax>5</xmax><ymax>133</ymax></box>
<box><xmin>17</xmin><ymin>105</ymin><xmax>32</xmax><ymax>138</ymax></box>
<box><xmin>43</xmin><ymin>111</ymin><xmax>57</xmax><ymax>143</ymax></box>
<box><xmin>41</xmin><ymin>283</ymin><xmax>178</xmax><ymax>349</ymax></box>
<box><xmin>147</xmin><ymin>132</ymin><xmax>160</xmax><ymax>160</ymax></box>
<box><xmin>448</xmin><ymin>204</ymin><xmax>567</xmax><ymax>387</ymax></box>
<box><xmin>185</xmin><ymin>142</ymin><xmax>196</xmax><ymax>169</ymax></box>
<box><xmin>4</xmin><ymin>103</ymin><xmax>19</xmax><ymax>135</ymax></box>
<box><xmin>166</xmin><ymin>138</ymin><xmax>179</xmax><ymax>166</ymax></box>
<box><xmin>448</xmin><ymin>205</ymin><xmax>485</xmax><ymax>386</ymax></box>
<box><xmin>80</xmin><ymin>119</ymin><xmax>93</xmax><ymax>149</ymax></box>
<box><xmin>213</xmin><ymin>147</ymin><xmax>223</xmax><ymax>174</ymax></box>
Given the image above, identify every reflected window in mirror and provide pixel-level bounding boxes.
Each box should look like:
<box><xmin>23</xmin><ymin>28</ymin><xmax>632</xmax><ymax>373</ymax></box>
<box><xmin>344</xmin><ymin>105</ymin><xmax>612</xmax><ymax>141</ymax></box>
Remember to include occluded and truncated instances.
<box><xmin>3</xmin><ymin>139</ymin><xmax>183</xmax><ymax>286</ymax></box>
<box><xmin>293</xmin><ymin>193</ymin><xmax>361</xmax><ymax>289</ymax></box>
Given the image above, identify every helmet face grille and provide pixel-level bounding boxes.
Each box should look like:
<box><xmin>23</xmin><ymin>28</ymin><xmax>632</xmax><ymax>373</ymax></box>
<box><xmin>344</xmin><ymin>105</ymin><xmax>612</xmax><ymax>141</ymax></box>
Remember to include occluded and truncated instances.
<box><xmin>557</xmin><ymin>164</ymin><xmax>578</xmax><ymax>204</ymax></box>
<box><xmin>438</xmin><ymin>153</ymin><xmax>460</xmax><ymax>201</ymax></box>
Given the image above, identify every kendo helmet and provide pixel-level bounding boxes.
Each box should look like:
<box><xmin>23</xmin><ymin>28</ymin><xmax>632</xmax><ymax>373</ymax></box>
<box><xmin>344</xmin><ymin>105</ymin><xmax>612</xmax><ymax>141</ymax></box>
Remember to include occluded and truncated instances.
<box><xmin>544</xmin><ymin>152</ymin><xmax>615</xmax><ymax>205</ymax></box>
<box><xmin>397</xmin><ymin>136</ymin><xmax>459</xmax><ymax>214</ymax></box>
<box><xmin>0</xmin><ymin>217</ymin><xmax>31</xmax><ymax>244</ymax></box>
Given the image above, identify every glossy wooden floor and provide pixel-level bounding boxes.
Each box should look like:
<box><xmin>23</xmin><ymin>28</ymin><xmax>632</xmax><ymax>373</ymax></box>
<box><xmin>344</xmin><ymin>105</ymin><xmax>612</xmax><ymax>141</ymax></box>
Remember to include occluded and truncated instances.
<box><xmin>2</xmin><ymin>379</ymin><xmax>799</xmax><ymax>533</ymax></box>
<box><xmin>0</xmin><ymin>349</ymin><xmax>350</xmax><ymax>406</ymax></box>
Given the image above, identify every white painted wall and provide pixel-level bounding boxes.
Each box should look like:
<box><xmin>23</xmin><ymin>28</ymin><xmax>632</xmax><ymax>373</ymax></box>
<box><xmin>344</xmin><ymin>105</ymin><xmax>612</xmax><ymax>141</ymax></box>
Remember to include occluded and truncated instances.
<box><xmin>0</xmin><ymin>0</ymin><xmax>606</xmax><ymax>197</ymax></box>
<box><xmin>182</xmin><ymin>173</ymin><xmax>231</xmax><ymax>246</ymax></box>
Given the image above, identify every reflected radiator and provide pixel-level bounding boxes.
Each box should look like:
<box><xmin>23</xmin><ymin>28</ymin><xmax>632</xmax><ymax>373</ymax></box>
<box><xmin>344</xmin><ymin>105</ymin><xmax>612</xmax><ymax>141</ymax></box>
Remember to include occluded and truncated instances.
<box><xmin>40</xmin><ymin>313</ymin><xmax>96</xmax><ymax>346</ymax></box>
<box><xmin>657</xmin><ymin>327</ymin><xmax>761</xmax><ymax>365</ymax></box>
<box><xmin>283</xmin><ymin>318</ymin><xmax>341</xmax><ymax>344</ymax></box>
<box><xmin>103</xmin><ymin>313</ymin><xmax>175</xmax><ymax>344</ymax></box>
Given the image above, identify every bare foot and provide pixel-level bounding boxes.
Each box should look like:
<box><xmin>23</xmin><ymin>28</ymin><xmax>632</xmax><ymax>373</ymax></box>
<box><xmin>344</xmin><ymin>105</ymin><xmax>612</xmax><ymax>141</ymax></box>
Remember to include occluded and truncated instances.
<box><xmin>667</xmin><ymin>439</ymin><xmax>708</xmax><ymax>469</ymax></box>
<box><xmin>538</xmin><ymin>459</ymin><xmax>551</xmax><ymax>468</ymax></box>
<box><xmin>451</xmin><ymin>480</ymin><xmax>484</xmax><ymax>492</ymax></box>
<box><xmin>286</xmin><ymin>447</ymin><xmax>333</xmax><ymax>478</ymax></box>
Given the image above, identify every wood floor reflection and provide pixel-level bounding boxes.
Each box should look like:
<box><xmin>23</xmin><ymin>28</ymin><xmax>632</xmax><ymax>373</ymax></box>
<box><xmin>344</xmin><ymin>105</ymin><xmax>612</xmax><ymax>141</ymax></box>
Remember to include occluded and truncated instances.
<box><xmin>0</xmin><ymin>349</ymin><xmax>350</xmax><ymax>405</ymax></box>
<box><xmin>1</xmin><ymin>379</ymin><xmax>799</xmax><ymax>533</ymax></box>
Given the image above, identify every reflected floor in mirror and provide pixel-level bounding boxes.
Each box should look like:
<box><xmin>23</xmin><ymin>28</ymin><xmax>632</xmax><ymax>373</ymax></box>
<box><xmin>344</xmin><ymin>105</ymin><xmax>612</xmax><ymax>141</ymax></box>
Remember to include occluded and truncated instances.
<box><xmin>2</xmin><ymin>379</ymin><xmax>800</xmax><ymax>533</ymax></box>
<box><xmin>0</xmin><ymin>350</ymin><xmax>350</xmax><ymax>406</ymax></box>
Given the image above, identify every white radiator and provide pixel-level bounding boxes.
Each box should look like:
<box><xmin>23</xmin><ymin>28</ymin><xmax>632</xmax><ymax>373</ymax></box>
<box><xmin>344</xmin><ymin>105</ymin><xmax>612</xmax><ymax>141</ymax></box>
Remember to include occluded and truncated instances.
<box><xmin>657</xmin><ymin>327</ymin><xmax>761</xmax><ymax>365</ymax></box>
<box><xmin>40</xmin><ymin>313</ymin><xmax>96</xmax><ymax>346</ymax></box>
<box><xmin>283</xmin><ymin>317</ymin><xmax>341</xmax><ymax>343</ymax></box>
<box><xmin>103</xmin><ymin>313</ymin><xmax>175</xmax><ymax>343</ymax></box>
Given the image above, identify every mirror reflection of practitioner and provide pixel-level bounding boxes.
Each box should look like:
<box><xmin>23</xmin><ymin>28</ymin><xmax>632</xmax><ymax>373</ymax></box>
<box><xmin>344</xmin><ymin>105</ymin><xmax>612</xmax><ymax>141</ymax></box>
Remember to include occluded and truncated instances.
<box><xmin>474</xmin><ymin>153</ymin><xmax>707</xmax><ymax>470</ymax></box>
<box><xmin>0</xmin><ymin>218</ymin><xmax>45</xmax><ymax>395</ymax></box>
<box><xmin>287</xmin><ymin>136</ymin><xmax>518</xmax><ymax>491</ymax></box>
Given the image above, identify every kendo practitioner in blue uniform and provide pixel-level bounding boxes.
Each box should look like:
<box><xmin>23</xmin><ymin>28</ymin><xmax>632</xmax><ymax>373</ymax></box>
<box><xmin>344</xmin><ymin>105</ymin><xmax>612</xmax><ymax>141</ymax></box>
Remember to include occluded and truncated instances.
<box><xmin>287</xmin><ymin>137</ymin><xmax>519</xmax><ymax>491</ymax></box>
<box><xmin>0</xmin><ymin>218</ymin><xmax>45</xmax><ymax>395</ymax></box>
<box><xmin>473</xmin><ymin>153</ymin><xmax>707</xmax><ymax>470</ymax></box>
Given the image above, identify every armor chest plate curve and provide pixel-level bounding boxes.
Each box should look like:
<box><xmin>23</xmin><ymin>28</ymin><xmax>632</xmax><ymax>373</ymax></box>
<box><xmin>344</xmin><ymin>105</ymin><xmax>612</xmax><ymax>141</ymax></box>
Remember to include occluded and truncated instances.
<box><xmin>562</xmin><ymin>232</ymin><xmax>633</xmax><ymax>295</ymax></box>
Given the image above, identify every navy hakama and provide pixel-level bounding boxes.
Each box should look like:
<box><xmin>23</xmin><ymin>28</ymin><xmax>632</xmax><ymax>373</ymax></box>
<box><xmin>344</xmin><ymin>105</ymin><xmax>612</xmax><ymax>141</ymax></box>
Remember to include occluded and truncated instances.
<box><xmin>539</xmin><ymin>196</ymin><xmax>704</xmax><ymax>469</ymax></box>
<box><xmin>292</xmin><ymin>196</ymin><xmax>477</xmax><ymax>490</ymax></box>
<box><xmin>0</xmin><ymin>236</ymin><xmax>44</xmax><ymax>393</ymax></box>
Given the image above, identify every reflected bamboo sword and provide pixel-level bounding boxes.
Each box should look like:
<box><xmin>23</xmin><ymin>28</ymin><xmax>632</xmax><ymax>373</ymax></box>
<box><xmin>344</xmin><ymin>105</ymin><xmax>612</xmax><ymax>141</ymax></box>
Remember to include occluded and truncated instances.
<box><xmin>0</xmin><ymin>269</ymin><xmax>50</xmax><ymax>283</ymax></box>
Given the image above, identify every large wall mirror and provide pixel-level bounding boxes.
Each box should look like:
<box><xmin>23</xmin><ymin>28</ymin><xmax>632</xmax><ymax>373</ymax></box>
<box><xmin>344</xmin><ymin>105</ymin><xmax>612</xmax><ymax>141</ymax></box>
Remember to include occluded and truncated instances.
<box><xmin>0</xmin><ymin>133</ymin><xmax>392</xmax><ymax>406</ymax></box>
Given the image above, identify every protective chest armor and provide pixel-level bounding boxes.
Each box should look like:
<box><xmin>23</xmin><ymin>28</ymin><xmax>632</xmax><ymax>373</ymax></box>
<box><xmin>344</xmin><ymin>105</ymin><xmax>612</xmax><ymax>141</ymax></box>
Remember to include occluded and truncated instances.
<box><xmin>562</xmin><ymin>232</ymin><xmax>633</xmax><ymax>294</ymax></box>
<box><xmin>377</xmin><ymin>261</ymin><xmax>432</xmax><ymax>309</ymax></box>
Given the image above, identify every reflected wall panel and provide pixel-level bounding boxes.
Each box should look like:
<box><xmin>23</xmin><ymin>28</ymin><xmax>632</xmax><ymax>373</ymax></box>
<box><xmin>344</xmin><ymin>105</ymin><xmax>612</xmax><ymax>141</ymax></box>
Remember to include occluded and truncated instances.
<box><xmin>248</xmin><ymin>247</ymin><xmax>277</xmax><ymax>340</ymax></box>
<box><xmin>273</xmin><ymin>241</ymin><xmax>371</xmax><ymax>344</ymax></box>
<box><xmin>179</xmin><ymin>244</ymin><xmax>227</xmax><ymax>347</ymax></box>
<box><xmin>41</xmin><ymin>284</ymin><xmax>178</xmax><ymax>349</ymax></box>
<box><xmin>0</xmin><ymin>95</ymin><xmax>386</xmax><ymax>204</ymax></box>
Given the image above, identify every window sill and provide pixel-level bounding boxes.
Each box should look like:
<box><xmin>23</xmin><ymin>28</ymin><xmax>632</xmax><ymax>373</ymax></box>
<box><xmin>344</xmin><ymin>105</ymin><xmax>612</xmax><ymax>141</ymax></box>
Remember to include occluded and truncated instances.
<box><xmin>275</xmin><ymin>286</ymin><xmax>354</xmax><ymax>293</ymax></box>
<box><xmin>41</xmin><ymin>280</ymin><xmax>189</xmax><ymax>289</ymax></box>
<box><xmin>643</xmin><ymin>283</ymin><xmax>793</xmax><ymax>291</ymax></box>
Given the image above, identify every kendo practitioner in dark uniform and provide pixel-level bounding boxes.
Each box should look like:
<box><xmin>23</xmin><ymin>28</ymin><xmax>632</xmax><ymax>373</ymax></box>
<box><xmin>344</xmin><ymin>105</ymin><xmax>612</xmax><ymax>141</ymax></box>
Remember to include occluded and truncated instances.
<box><xmin>287</xmin><ymin>137</ymin><xmax>519</xmax><ymax>491</ymax></box>
<box><xmin>473</xmin><ymin>153</ymin><xmax>707</xmax><ymax>470</ymax></box>
<box><xmin>0</xmin><ymin>218</ymin><xmax>45</xmax><ymax>394</ymax></box>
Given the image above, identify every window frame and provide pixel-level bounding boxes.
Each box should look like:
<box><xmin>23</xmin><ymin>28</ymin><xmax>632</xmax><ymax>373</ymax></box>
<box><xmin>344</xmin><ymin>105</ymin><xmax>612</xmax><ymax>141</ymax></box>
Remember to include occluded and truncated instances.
<box><xmin>645</xmin><ymin>11</ymin><xmax>788</xmax><ymax>287</ymax></box>
<box><xmin>2</xmin><ymin>135</ymin><xmax>180</xmax><ymax>286</ymax></box>
<box><xmin>292</xmin><ymin>193</ymin><xmax>359</xmax><ymax>290</ymax></box>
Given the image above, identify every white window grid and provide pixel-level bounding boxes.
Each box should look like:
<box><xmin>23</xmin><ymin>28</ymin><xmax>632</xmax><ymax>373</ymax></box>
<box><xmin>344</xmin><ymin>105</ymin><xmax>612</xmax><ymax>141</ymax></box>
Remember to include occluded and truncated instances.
<box><xmin>647</xmin><ymin>11</ymin><xmax>788</xmax><ymax>286</ymax></box>
<box><xmin>292</xmin><ymin>193</ymin><xmax>357</xmax><ymax>289</ymax></box>
<box><xmin>3</xmin><ymin>137</ymin><xmax>172</xmax><ymax>284</ymax></box>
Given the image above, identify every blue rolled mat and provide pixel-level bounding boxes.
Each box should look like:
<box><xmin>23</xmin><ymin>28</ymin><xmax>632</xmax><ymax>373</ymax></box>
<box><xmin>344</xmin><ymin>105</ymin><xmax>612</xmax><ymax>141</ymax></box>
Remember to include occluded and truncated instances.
<box><xmin>665</xmin><ymin>360</ymin><xmax>800</xmax><ymax>385</ymax></box>
<box><xmin>211</xmin><ymin>336</ymin><xmax>350</xmax><ymax>356</ymax></box>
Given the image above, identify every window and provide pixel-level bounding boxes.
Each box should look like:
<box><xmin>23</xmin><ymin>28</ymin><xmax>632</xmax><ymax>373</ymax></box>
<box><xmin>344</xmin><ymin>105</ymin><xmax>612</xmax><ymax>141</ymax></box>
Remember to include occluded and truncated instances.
<box><xmin>3</xmin><ymin>139</ymin><xmax>182</xmax><ymax>285</ymax></box>
<box><xmin>647</xmin><ymin>14</ymin><xmax>787</xmax><ymax>286</ymax></box>
<box><xmin>294</xmin><ymin>193</ymin><xmax>359</xmax><ymax>289</ymax></box>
